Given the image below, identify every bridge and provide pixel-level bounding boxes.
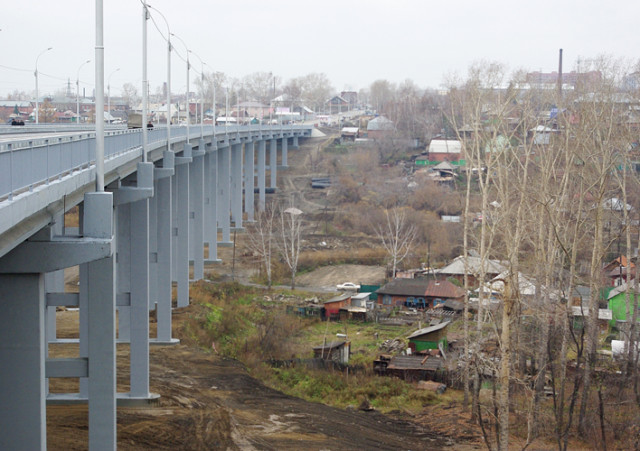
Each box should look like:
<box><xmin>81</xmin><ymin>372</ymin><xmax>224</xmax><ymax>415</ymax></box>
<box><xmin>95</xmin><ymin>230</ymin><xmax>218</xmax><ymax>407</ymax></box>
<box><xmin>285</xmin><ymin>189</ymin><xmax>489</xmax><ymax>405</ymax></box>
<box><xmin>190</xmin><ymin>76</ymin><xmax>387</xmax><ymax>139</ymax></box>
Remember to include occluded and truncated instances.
<box><xmin>0</xmin><ymin>123</ymin><xmax>312</xmax><ymax>449</ymax></box>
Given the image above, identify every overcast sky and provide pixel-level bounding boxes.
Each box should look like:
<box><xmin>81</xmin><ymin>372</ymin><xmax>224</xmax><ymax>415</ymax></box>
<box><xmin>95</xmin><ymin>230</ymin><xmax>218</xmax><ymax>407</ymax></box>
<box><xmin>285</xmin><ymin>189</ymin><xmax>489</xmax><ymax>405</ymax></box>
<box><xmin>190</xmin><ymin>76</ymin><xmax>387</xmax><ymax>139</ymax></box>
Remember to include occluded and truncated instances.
<box><xmin>2</xmin><ymin>0</ymin><xmax>639</xmax><ymax>98</ymax></box>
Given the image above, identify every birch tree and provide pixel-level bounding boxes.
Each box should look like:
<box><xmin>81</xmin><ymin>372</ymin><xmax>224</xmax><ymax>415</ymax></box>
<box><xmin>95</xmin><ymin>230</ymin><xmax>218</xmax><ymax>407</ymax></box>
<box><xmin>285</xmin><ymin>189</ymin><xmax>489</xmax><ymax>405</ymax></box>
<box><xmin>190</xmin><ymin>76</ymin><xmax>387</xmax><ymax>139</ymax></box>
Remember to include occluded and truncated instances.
<box><xmin>279</xmin><ymin>204</ymin><xmax>303</xmax><ymax>290</ymax></box>
<box><xmin>375</xmin><ymin>207</ymin><xmax>417</xmax><ymax>278</ymax></box>
<box><xmin>245</xmin><ymin>202</ymin><xmax>277</xmax><ymax>289</ymax></box>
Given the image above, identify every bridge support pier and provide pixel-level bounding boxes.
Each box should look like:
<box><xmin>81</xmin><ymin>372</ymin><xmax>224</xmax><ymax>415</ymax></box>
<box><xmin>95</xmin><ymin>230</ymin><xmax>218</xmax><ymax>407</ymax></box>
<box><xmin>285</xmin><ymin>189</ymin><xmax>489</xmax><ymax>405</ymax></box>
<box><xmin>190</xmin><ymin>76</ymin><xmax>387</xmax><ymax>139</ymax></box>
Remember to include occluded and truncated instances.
<box><xmin>217</xmin><ymin>144</ymin><xmax>232</xmax><ymax>245</ymax></box>
<box><xmin>292</xmin><ymin>136</ymin><xmax>299</xmax><ymax>149</ymax></box>
<box><xmin>190</xmin><ymin>141</ymin><xmax>205</xmax><ymax>281</ymax></box>
<box><xmin>205</xmin><ymin>147</ymin><xmax>221</xmax><ymax>263</ymax></box>
<box><xmin>244</xmin><ymin>141</ymin><xmax>255</xmax><ymax>221</ymax></box>
<box><xmin>174</xmin><ymin>145</ymin><xmax>192</xmax><ymax>308</ymax></box>
<box><xmin>152</xmin><ymin>151</ymin><xmax>178</xmax><ymax>344</ymax></box>
<box><xmin>257</xmin><ymin>139</ymin><xmax>266</xmax><ymax>212</ymax></box>
<box><xmin>269</xmin><ymin>139</ymin><xmax>277</xmax><ymax>189</ymax></box>
<box><xmin>113</xmin><ymin>162</ymin><xmax>155</xmax><ymax>399</ymax></box>
<box><xmin>231</xmin><ymin>143</ymin><xmax>243</xmax><ymax>230</ymax></box>
<box><xmin>281</xmin><ymin>137</ymin><xmax>288</xmax><ymax>168</ymax></box>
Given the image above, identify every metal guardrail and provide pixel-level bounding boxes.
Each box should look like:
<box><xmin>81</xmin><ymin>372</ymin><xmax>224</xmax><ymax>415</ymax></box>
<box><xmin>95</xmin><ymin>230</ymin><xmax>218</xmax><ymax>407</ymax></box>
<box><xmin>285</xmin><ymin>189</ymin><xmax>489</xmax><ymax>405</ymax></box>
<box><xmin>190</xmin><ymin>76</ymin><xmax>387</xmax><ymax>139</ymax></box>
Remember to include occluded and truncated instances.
<box><xmin>0</xmin><ymin>124</ymin><xmax>309</xmax><ymax>201</ymax></box>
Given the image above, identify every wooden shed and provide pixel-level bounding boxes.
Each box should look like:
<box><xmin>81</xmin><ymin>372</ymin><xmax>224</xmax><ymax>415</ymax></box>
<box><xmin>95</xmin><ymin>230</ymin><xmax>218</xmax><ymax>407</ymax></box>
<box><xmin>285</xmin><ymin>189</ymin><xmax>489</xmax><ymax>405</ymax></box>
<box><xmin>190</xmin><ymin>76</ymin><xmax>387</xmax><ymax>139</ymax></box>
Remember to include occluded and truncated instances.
<box><xmin>407</xmin><ymin>321</ymin><xmax>451</xmax><ymax>352</ymax></box>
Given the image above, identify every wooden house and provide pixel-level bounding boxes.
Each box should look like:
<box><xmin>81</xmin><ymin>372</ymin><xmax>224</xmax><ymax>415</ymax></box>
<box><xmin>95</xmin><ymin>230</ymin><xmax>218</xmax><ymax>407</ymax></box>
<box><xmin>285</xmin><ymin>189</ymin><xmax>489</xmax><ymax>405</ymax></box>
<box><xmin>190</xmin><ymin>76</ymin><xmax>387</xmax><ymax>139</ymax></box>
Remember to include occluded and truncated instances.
<box><xmin>424</xmin><ymin>280</ymin><xmax>466</xmax><ymax>307</ymax></box>
<box><xmin>407</xmin><ymin>321</ymin><xmax>451</xmax><ymax>352</ymax></box>
<box><xmin>375</xmin><ymin>278</ymin><xmax>430</xmax><ymax>309</ymax></box>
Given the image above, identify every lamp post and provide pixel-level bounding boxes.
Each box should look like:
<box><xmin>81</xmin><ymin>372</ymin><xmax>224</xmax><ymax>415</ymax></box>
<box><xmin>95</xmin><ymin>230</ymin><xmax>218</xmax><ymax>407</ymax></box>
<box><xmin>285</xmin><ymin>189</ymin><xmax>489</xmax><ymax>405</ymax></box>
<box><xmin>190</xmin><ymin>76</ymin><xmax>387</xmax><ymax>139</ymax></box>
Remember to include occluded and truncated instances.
<box><xmin>189</xmin><ymin>50</ymin><xmax>205</xmax><ymax>138</ymax></box>
<box><xmin>34</xmin><ymin>47</ymin><xmax>53</xmax><ymax>124</ymax></box>
<box><xmin>76</xmin><ymin>59</ymin><xmax>91</xmax><ymax>124</ymax></box>
<box><xmin>107</xmin><ymin>68</ymin><xmax>120</xmax><ymax>122</ymax></box>
<box><xmin>148</xmin><ymin>5</ymin><xmax>172</xmax><ymax>150</ymax></box>
<box><xmin>170</xmin><ymin>33</ymin><xmax>190</xmax><ymax>140</ymax></box>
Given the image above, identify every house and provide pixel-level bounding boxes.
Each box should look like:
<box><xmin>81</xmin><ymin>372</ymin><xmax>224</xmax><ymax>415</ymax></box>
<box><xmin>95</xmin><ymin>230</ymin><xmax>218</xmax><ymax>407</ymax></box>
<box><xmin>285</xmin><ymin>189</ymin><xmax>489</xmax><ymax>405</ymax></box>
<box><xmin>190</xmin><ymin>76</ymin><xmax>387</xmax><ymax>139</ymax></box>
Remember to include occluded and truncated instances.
<box><xmin>327</xmin><ymin>95</ymin><xmax>348</xmax><ymax>115</ymax></box>
<box><xmin>375</xmin><ymin>278</ymin><xmax>430</xmax><ymax>309</ymax></box>
<box><xmin>424</xmin><ymin>280</ymin><xmax>466</xmax><ymax>307</ymax></box>
<box><xmin>607</xmin><ymin>281</ymin><xmax>640</xmax><ymax>328</ymax></box>
<box><xmin>407</xmin><ymin>321</ymin><xmax>451</xmax><ymax>352</ymax></box>
<box><xmin>322</xmin><ymin>293</ymin><xmax>352</xmax><ymax>320</ymax></box>
<box><xmin>340</xmin><ymin>91</ymin><xmax>358</xmax><ymax>106</ymax></box>
<box><xmin>603</xmin><ymin>255</ymin><xmax>635</xmax><ymax>287</ymax></box>
<box><xmin>427</xmin><ymin>139</ymin><xmax>462</xmax><ymax>162</ymax></box>
<box><xmin>366</xmin><ymin>116</ymin><xmax>394</xmax><ymax>140</ymax></box>
<box><xmin>235</xmin><ymin>101</ymin><xmax>270</xmax><ymax>120</ymax></box>
<box><xmin>436</xmin><ymin>255</ymin><xmax>506</xmax><ymax>288</ymax></box>
<box><xmin>313</xmin><ymin>340</ymin><xmax>350</xmax><ymax>364</ymax></box>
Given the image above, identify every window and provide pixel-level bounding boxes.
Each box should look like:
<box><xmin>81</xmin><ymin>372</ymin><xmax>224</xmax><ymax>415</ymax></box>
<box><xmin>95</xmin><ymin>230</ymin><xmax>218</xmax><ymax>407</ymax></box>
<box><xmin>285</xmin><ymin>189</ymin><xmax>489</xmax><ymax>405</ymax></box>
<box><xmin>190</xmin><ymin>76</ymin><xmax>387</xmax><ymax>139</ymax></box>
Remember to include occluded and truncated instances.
<box><xmin>383</xmin><ymin>295</ymin><xmax>392</xmax><ymax>305</ymax></box>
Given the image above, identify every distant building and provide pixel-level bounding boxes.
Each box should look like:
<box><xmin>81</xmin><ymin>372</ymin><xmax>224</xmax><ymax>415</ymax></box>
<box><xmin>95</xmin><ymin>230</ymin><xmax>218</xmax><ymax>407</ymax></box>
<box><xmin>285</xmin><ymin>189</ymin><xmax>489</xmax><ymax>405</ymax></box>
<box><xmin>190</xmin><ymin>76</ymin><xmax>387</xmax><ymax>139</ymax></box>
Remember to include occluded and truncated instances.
<box><xmin>427</xmin><ymin>139</ymin><xmax>462</xmax><ymax>162</ymax></box>
<box><xmin>366</xmin><ymin>116</ymin><xmax>394</xmax><ymax>140</ymax></box>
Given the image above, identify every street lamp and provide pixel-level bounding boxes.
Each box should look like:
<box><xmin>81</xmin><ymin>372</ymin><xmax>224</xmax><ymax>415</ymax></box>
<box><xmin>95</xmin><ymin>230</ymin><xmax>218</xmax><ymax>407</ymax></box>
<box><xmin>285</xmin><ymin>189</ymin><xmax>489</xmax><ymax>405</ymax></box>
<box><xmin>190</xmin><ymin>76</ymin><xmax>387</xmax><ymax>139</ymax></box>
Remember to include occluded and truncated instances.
<box><xmin>170</xmin><ymin>33</ymin><xmax>190</xmax><ymax>139</ymax></box>
<box><xmin>76</xmin><ymin>59</ymin><xmax>91</xmax><ymax>124</ymax></box>
<box><xmin>34</xmin><ymin>47</ymin><xmax>53</xmax><ymax>124</ymax></box>
<box><xmin>147</xmin><ymin>4</ymin><xmax>172</xmax><ymax>149</ymax></box>
<box><xmin>189</xmin><ymin>50</ymin><xmax>206</xmax><ymax>138</ymax></box>
<box><xmin>107</xmin><ymin>68</ymin><xmax>120</xmax><ymax>122</ymax></box>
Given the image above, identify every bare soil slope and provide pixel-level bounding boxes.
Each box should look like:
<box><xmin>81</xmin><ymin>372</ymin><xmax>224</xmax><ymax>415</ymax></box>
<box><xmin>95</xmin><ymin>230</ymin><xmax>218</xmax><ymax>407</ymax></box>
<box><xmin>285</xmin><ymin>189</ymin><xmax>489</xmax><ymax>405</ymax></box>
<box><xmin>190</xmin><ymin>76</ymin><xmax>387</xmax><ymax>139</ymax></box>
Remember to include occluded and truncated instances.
<box><xmin>296</xmin><ymin>264</ymin><xmax>386</xmax><ymax>289</ymax></box>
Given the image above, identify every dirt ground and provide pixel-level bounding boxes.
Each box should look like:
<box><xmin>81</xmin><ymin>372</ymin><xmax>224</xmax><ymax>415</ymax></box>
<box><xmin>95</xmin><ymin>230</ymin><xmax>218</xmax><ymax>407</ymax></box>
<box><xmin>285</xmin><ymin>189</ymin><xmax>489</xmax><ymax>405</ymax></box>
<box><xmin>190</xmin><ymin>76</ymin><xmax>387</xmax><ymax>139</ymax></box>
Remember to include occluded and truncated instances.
<box><xmin>295</xmin><ymin>264</ymin><xmax>386</xmax><ymax>289</ymax></box>
<box><xmin>47</xmin><ymin>306</ymin><xmax>485</xmax><ymax>450</ymax></box>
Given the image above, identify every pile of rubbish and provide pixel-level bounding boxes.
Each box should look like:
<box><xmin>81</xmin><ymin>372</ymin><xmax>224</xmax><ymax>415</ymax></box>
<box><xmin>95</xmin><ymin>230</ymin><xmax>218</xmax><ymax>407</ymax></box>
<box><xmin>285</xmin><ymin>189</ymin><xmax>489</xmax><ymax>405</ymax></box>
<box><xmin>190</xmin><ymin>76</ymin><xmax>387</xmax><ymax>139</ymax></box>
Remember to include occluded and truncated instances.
<box><xmin>379</xmin><ymin>338</ymin><xmax>405</xmax><ymax>353</ymax></box>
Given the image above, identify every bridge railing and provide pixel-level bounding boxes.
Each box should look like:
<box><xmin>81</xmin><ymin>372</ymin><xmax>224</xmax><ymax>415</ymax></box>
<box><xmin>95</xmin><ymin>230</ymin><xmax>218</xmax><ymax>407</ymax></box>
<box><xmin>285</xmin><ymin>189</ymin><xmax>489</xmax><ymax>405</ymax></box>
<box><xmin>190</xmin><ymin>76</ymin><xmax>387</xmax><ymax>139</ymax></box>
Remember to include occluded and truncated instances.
<box><xmin>0</xmin><ymin>124</ymin><xmax>309</xmax><ymax>201</ymax></box>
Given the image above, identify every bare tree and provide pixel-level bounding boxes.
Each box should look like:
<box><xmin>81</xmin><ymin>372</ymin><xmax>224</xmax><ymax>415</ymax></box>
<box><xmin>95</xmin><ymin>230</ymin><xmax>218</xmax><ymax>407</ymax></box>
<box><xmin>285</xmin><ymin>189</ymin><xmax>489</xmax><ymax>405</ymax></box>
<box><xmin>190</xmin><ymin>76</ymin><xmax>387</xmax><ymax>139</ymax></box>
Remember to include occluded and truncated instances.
<box><xmin>375</xmin><ymin>207</ymin><xmax>417</xmax><ymax>278</ymax></box>
<box><xmin>245</xmin><ymin>202</ymin><xmax>277</xmax><ymax>289</ymax></box>
<box><xmin>279</xmin><ymin>204</ymin><xmax>303</xmax><ymax>290</ymax></box>
<box><xmin>121</xmin><ymin>82</ymin><xmax>139</xmax><ymax>109</ymax></box>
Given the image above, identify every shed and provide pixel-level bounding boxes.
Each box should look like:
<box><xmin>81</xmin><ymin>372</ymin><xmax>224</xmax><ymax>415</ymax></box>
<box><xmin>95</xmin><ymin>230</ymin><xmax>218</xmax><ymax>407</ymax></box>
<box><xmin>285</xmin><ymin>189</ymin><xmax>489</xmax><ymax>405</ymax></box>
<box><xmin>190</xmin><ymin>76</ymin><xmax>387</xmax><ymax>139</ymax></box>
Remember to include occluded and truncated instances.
<box><xmin>350</xmin><ymin>292</ymin><xmax>371</xmax><ymax>308</ymax></box>
<box><xmin>407</xmin><ymin>321</ymin><xmax>451</xmax><ymax>351</ymax></box>
<box><xmin>341</xmin><ymin>127</ymin><xmax>359</xmax><ymax>140</ymax></box>
<box><xmin>323</xmin><ymin>293</ymin><xmax>352</xmax><ymax>320</ymax></box>
<box><xmin>313</xmin><ymin>340</ymin><xmax>350</xmax><ymax>364</ymax></box>
<box><xmin>374</xmin><ymin>355</ymin><xmax>444</xmax><ymax>382</ymax></box>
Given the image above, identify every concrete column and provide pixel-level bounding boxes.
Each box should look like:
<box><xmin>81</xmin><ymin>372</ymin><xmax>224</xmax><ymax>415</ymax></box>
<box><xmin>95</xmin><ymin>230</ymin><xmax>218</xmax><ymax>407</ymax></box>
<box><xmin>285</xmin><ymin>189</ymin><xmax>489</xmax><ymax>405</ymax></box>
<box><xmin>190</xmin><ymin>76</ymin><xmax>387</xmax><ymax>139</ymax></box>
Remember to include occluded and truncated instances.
<box><xmin>190</xmin><ymin>141</ymin><xmax>205</xmax><ymax>281</ymax></box>
<box><xmin>175</xmin><ymin>145</ymin><xmax>191</xmax><ymax>308</ymax></box>
<box><xmin>129</xmin><ymin>163</ymin><xmax>152</xmax><ymax>398</ymax></box>
<box><xmin>281</xmin><ymin>136</ymin><xmax>288</xmax><ymax>167</ymax></box>
<box><xmin>217</xmin><ymin>145</ymin><xmax>232</xmax><ymax>244</ymax></box>
<box><xmin>292</xmin><ymin>136</ymin><xmax>299</xmax><ymax>148</ymax></box>
<box><xmin>116</xmin><ymin>201</ymin><xmax>131</xmax><ymax>342</ymax></box>
<box><xmin>149</xmin><ymin>178</ymin><xmax>158</xmax><ymax>313</ymax></box>
<box><xmin>84</xmin><ymin>191</ymin><xmax>117</xmax><ymax>450</ymax></box>
<box><xmin>257</xmin><ymin>139</ymin><xmax>266</xmax><ymax>212</ymax></box>
<box><xmin>205</xmin><ymin>149</ymin><xmax>220</xmax><ymax>262</ymax></box>
<box><xmin>154</xmin><ymin>151</ymin><xmax>177</xmax><ymax>344</ymax></box>
<box><xmin>244</xmin><ymin>140</ymin><xmax>255</xmax><ymax>221</ymax></box>
<box><xmin>231</xmin><ymin>143</ymin><xmax>243</xmax><ymax>229</ymax></box>
<box><xmin>0</xmin><ymin>273</ymin><xmax>46</xmax><ymax>451</ymax></box>
<box><xmin>269</xmin><ymin>139</ymin><xmax>277</xmax><ymax>189</ymax></box>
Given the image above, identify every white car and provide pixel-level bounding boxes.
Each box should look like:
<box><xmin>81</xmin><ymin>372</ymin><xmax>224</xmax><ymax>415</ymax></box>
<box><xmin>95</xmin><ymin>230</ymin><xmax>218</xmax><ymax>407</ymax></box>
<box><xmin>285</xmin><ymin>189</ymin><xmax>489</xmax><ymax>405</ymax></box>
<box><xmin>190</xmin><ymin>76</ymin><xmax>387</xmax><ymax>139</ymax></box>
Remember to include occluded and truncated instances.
<box><xmin>336</xmin><ymin>282</ymin><xmax>360</xmax><ymax>291</ymax></box>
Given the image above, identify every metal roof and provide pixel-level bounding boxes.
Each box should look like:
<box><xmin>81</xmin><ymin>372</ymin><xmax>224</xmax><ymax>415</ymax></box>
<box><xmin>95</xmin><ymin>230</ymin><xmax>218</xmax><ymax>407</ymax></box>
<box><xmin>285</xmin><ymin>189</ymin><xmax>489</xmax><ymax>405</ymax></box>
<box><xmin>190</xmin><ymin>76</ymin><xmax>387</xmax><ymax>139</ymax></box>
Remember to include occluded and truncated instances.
<box><xmin>407</xmin><ymin>321</ymin><xmax>451</xmax><ymax>339</ymax></box>
<box><xmin>386</xmin><ymin>355</ymin><xmax>443</xmax><ymax>371</ymax></box>
<box><xmin>376</xmin><ymin>278</ymin><xmax>430</xmax><ymax>297</ymax></box>
<box><xmin>324</xmin><ymin>293</ymin><xmax>351</xmax><ymax>304</ymax></box>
